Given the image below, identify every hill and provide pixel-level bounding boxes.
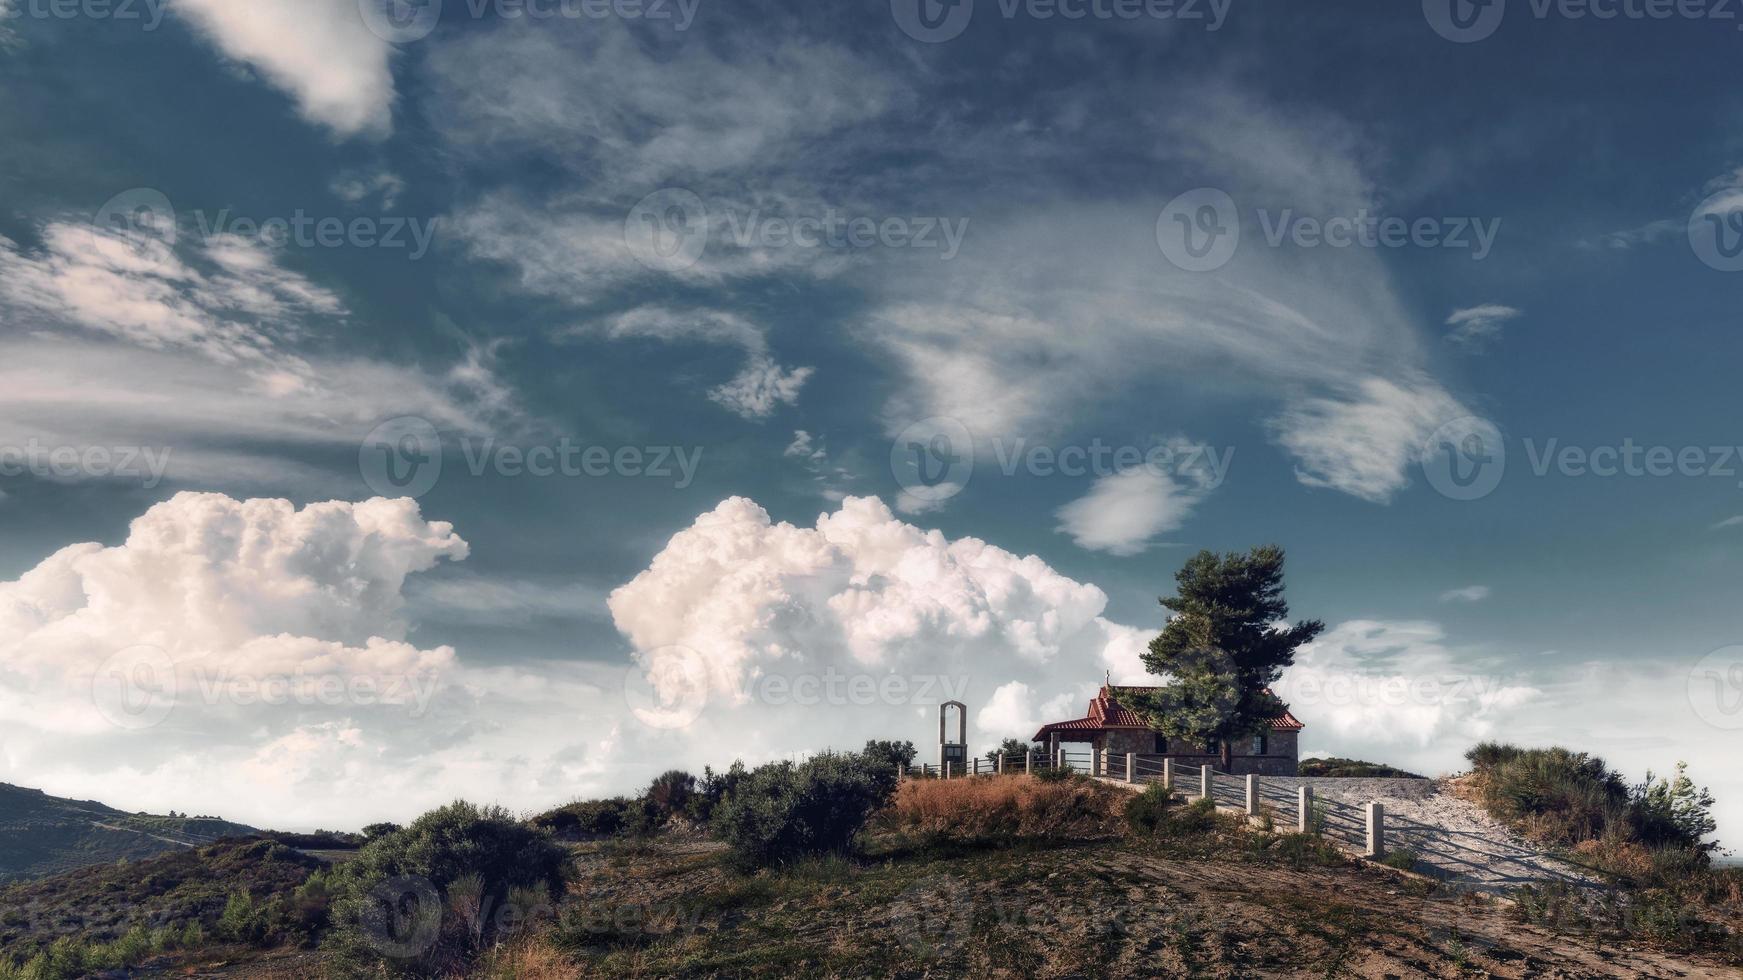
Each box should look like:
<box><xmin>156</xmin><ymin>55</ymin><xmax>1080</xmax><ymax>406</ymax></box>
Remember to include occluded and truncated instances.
<box><xmin>1298</xmin><ymin>757</ymin><xmax>1427</xmax><ymax>778</ymax></box>
<box><xmin>0</xmin><ymin>783</ymin><xmax>257</xmax><ymax>884</ymax></box>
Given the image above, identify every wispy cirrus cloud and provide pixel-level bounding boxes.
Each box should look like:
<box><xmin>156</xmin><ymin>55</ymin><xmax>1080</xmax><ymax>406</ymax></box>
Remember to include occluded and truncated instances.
<box><xmin>1445</xmin><ymin>304</ymin><xmax>1521</xmax><ymax>351</ymax></box>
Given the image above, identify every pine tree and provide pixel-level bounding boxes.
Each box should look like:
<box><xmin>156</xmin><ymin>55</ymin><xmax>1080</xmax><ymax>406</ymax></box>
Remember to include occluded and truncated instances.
<box><xmin>1128</xmin><ymin>546</ymin><xmax>1322</xmax><ymax>769</ymax></box>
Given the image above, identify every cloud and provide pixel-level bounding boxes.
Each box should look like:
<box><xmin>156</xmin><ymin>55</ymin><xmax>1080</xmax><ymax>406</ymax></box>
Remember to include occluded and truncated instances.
<box><xmin>605</xmin><ymin>495</ymin><xmax>1152</xmax><ymax>761</ymax></box>
<box><xmin>1054</xmin><ymin>447</ymin><xmax>1219</xmax><ymax>555</ymax></box>
<box><xmin>1712</xmin><ymin>516</ymin><xmax>1743</xmax><ymax>530</ymax></box>
<box><xmin>567</xmin><ymin>306</ymin><xmax>812</xmax><ymax>419</ymax></box>
<box><xmin>1445</xmin><ymin>304</ymin><xmax>1521</xmax><ymax>350</ymax></box>
<box><xmin>169</xmin><ymin>0</ymin><xmax>397</xmax><ymax>137</ymax></box>
<box><xmin>329</xmin><ymin>169</ymin><xmax>406</xmax><ymax>209</ymax></box>
<box><xmin>1439</xmin><ymin>585</ymin><xmax>1491</xmax><ymax>603</ymax></box>
<box><xmin>0</xmin><ymin>219</ymin><xmax>517</xmax><ymax>490</ymax></box>
<box><xmin>1269</xmin><ymin>375</ymin><xmax>1468</xmax><ymax>503</ymax></box>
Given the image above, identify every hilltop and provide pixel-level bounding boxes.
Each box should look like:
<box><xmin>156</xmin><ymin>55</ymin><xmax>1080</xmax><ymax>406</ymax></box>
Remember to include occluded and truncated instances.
<box><xmin>0</xmin><ymin>783</ymin><xmax>257</xmax><ymax>884</ymax></box>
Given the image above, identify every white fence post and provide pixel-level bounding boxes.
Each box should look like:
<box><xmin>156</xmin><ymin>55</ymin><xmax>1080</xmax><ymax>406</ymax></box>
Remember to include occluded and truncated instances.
<box><xmin>1090</xmin><ymin>747</ymin><xmax>1101</xmax><ymax>777</ymax></box>
<box><xmin>944</xmin><ymin>761</ymin><xmax>952</xmax><ymax>780</ymax></box>
<box><xmin>1162</xmin><ymin>758</ymin><xmax>1173</xmax><ymax>791</ymax></box>
<box><xmin>1125</xmin><ymin>752</ymin><xmax>1135</xmax><ymax>783</ymax></box>
<box><xmin>1025</xmin><ymin>751</ymin><xmax>1032</xmax><ymax>774</ymax></box>
<box><xmin>1365</xmin><ymin>802</ymin><xmax>1385</xmax><ymax>858</ymax></box>
<box><xmin>1297</xmin><ymin>785</ymin><xmax>1313</xmax><ymax>834</ymax></box>
<box><xmin>1056</xmin><ymin>748</ymin><xmax>1065</xmax><ymax>770</ymax></box>
<box><xmin>1201</xmin><ymin>765</ymin><xmax>1213</xmax><ymax>801</ymax></box>
<box><xmin>1245</xmin><ymin>775</ymin><xmax>1259</xmax><ymax>818</ymax></box>
<box><xmin>997</xmin><ymin>753</ymin><xmax>1004</xmax><ymax>775</ymax></box>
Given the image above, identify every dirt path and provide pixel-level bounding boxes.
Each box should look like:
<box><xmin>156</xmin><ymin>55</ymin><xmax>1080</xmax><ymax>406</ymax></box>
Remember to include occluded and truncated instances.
<box><xmin>1110</xmin><ymin>774</ymin><xmax>1600</xmax><ymax>893</ymax></box>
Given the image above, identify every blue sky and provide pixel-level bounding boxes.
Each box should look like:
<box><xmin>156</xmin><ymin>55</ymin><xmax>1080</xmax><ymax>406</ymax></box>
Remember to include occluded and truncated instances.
<box><xmin>1</xmin><ymin>0</ymin><xmax>1740</xmax><ymax>840</ymax></box>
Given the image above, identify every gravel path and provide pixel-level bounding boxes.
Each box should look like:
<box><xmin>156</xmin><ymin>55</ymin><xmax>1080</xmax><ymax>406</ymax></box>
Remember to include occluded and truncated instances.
<box><xmin>1114</xmin><ymin>772</ymin><xmax>1600</xmax><ymax>893</ymax></box>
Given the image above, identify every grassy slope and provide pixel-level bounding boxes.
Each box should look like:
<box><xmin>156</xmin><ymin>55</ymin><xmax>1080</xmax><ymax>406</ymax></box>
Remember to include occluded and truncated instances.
<box><xmin>496</xmin><ymin>830</ymin><xmax>1739</xmax><ymax>979</ymax></box>
<box><xmin>1298</xmin><ymin>757</ymin><xmax>1427</xmax><ymax>779</ymax></box>
<box><xmin>0</xmin><ymin>838</ymin><xmax>322</xmax><ymax>967</ymax></box>
<box><xmin>0</xmin><ymin>783</ymin><xmax>257</xmax><ymax>883</ymax></box>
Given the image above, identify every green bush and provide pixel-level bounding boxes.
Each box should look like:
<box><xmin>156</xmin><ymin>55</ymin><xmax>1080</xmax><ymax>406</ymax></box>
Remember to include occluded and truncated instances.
<box><xmin>533</xmin><ymin>797</ymin><xmax>656</xmax><ymax>839</ymax></box>
<box><xmin>686</xmin><ymin>762</ymin><xmax>748</xmax><ymax>824</ymax></box>
<box><xmin>1033</xmin><ymin>765</ymin><xmax>1077</xmax><ymax>784</ymax></box>
<box><xmin>644</xmin><ymin>770</ymin><xmax>697</xmax><ymax>823</ymax></box>
<box><xmin>325</xmin><ymin>801</ymin><xmax>569</xmax><ymax>977</ymax></box>
<box><xmin>709</xmin><ymin>751</ymin><xmax>899</xmax><ymax>870</ymax></box>
<box><xmin>1381</xmin><ymin>848</ymin><xmax>1419</xmax><ymax>872</ymax></box>
<box><xmin>1124</xmin><ymin>784</ymin><xmax>1174</xmax><ymax>834</ymax></box>
<box><xmin>1124</xmin><ymin>789</ymin><xmax>1218</xmax><ymax>837</ymax></box>
<box><xmin>860</xmin><ymin>739</ymin><xmax>917</xmax><ymax>771</ymax></box>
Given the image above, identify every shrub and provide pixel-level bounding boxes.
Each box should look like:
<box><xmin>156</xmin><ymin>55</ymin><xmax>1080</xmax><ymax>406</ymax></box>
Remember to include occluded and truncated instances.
<box><xmin>362</xmin><ymin>822</ymin><xmax>401</xmax><ymax>841</ymax></box>
<box><xmin>533</xmin><ymin>797</ymin><xmax>656</xmax><ymax>840</ymax></box>
<box><xmin>686</xmin><ymin>763</ymin><xmax>747</xmax><ymax>824</ymax></box>
<box><xmin>325</xmin><ymin>801</ymin><xmax>569</xmax><ymax>977</ymax></box>
<box><xmin>1298</xmin><ymin>757</ymin><xmax>1425</xmax><ymax>778</ymax></box>
<box><xmin>643</xmin><ymin>770</ymin><xmax>696</xmax><ymax>823</ymax></box>
<box><xmin>884</xmin><ymin>773</ymin><xmax>1127</xmax><ymax>841</ymax></box>
<box><xmin>709</xmin><ymin>751</ymin><xmax>898</xmax><ymax>869</ymax></box>
<box><xmin>1125</xmin><ymin>789</ymin><xmax>1220</xmax><ymax>838</ymax></box>
<box><xmin>860</xmin><ymin>739</ymin><xmax>918</xmax><ymax>771</ymax></box>
<box><xmin>984</xmin><ymin>737</ymin><xmax>1031</xmax><ymax>764</ymax></box>
<box><xmin>1032</xmin><ymin>765</ymin><xmax>1077</xmax><ymax>784</ymax></box>
<box><xmin>1381</xmin><ymin>848</ymin><xmax>1419</xmax><ymax>872</ymax></box>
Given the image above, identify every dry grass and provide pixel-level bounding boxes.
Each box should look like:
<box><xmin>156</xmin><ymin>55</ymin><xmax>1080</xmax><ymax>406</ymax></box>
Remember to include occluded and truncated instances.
<box><xmin>877</xmin><ymin>774</ymin><xmax>1126</xmax><ymax>840</ymax></box>
<box><xmin>474</xmin><ymin>936</ymin><xmax>579</xmax><ymax>979</ymax></box>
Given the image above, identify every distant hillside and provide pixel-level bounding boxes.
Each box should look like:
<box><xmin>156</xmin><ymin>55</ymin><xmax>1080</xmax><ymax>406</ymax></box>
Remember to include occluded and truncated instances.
<box><xmin>0</xmin><ymin>783</ymin><xmax>257</xmax><ymax>883</ymax></box>
<box><xmin>1298</xmin><ymin>757</ymin><xmax>1426</xmax><ymax>778</ymax></box>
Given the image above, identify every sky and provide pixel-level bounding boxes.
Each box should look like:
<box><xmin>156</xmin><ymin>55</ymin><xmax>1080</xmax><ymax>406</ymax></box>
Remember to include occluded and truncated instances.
<box><xmin>0</xmin><ymin>0</ymin><xmax>1740</xmax><ymax>843</ymax></box>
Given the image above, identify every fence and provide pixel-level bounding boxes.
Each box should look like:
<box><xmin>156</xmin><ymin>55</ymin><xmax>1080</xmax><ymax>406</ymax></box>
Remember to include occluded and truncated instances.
<box><xmin>899</xmin><ymin>753</ymin><xmax>1391</xmax><ymax>858</ymax></box>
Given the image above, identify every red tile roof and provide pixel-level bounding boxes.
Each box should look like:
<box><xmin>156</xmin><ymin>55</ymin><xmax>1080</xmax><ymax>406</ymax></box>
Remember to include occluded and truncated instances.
<box><xmin>1031</xmin><ymin>684</ymin><xmax>1303</xmax><ymax>741</ymax></box>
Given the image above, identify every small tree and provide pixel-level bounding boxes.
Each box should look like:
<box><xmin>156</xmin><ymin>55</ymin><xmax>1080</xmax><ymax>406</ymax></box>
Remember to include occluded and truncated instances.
<box><xmin>986</xmin><ymin>737</ymin><xmax>1029</xmax><ymax>763</ymax></box>
<box><xmin>1129</xmin><ymin>546</ymin><xmax>1322</xmax><ymax>769</ymax></box>
<box><xmin>644</xmin><ymin>769</ymin><xmax>697</xmax><ymax>822</ymax></box>
<box><xmin>861</xmin><ymin>739</ymin><xmax>917</xmax><ymax>770</ymax></box>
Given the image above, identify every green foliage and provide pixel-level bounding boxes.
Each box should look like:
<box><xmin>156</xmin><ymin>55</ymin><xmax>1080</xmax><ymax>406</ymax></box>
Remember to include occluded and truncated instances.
<box><xmin>1125</xmin><ymin>789</ymin><xmax>1219</xmax><ymax>838</ymax></box>
<box><xmin>644</xmin><ymin>770</ymin><xmax>697</xmax><ymax>823</ymax></box>
<box><xmin>1298</xmin><ymin>757</ymin><xmax>1424</xmax><ymax>778</ymax></box>
<box><xmin>1130</xmin><ymin>547</ymin><xmax>1322</xmax><ymax>766</ymax></box>
<box><xmin>1032</xmin><ymin>765</ymin><xmax>1077</xmax><ymax>784</ymax></box>
<box><xmin>859</xmin><ymin>739</ymin><xmax>917</xmax><ymax>771</ymax></box>
<box><xmin>686</xmin><ymin>763</ymin><xmax>748</xmax><ymax>824</ymax></box>
<box><xmin>324</xmin><ymin>801</ymin><xmax>568</xmax><ymax>978</ymax></box>
<box><xmin>985</xmin><ymin>737</ymin><xmax>1030</xmax><ymax>763</ymax></box>
<box><xmin>1381</xmin><ymin>848</ymin><xmax>1419</xmax><ymax>872</ymax></box>
<box><xmin>709</xmin><ymin>751</ymin><xmax>899</xmax><ymax>870</ymax></box>
<box><xmin>533</xmin><ymin>797</ymin><xmax>657</xmax><ymax>839</ymax></box>
<box><xmin>361</xmin><ymin>822</ymin><xmax>401</xmax><ymax>841</ymax></box>
<box><xmin>1464</xmin><ymin>743</ymin><xmax>1717</xmax><ymax>855</ymax></box>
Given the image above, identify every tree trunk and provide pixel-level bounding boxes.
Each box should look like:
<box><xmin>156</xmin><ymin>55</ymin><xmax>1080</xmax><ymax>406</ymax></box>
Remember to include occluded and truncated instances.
<box><xmin>1219</xmin><ymin>741</ymin><xmax>1233</xmax><ymax>770</ymax></box>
